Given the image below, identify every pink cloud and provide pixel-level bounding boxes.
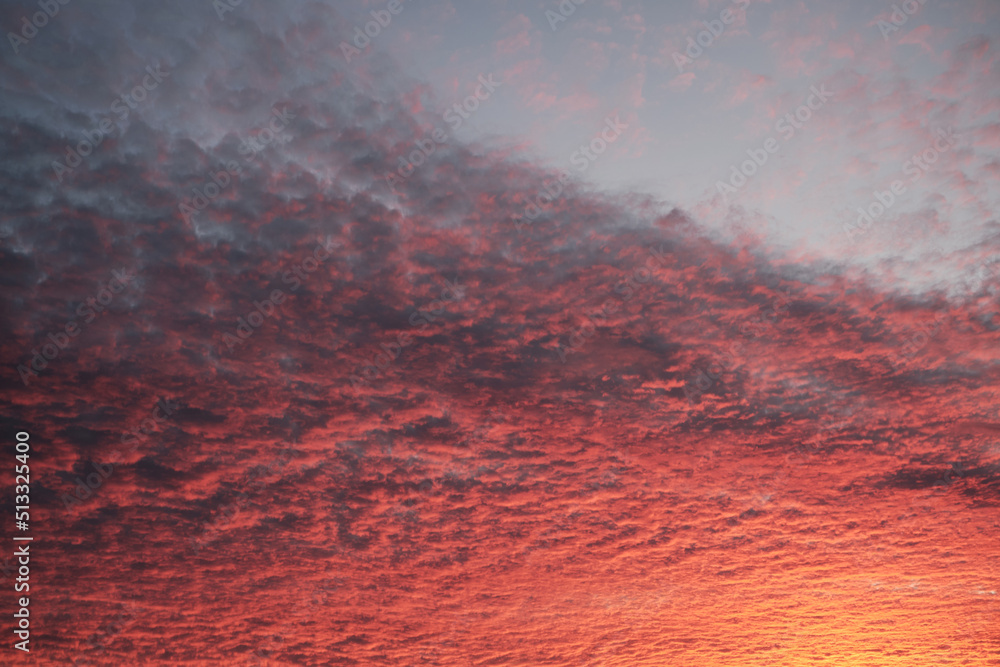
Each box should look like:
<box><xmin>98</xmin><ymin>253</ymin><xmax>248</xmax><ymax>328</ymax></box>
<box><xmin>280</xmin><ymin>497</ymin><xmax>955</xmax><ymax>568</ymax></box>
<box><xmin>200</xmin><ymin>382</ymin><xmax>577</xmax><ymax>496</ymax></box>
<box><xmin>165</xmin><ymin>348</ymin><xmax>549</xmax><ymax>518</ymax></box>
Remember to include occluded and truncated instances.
<box><xmin>668</xmin><ymin>72</ymin><xmax>696</xmax><ymax>92</ymax></box>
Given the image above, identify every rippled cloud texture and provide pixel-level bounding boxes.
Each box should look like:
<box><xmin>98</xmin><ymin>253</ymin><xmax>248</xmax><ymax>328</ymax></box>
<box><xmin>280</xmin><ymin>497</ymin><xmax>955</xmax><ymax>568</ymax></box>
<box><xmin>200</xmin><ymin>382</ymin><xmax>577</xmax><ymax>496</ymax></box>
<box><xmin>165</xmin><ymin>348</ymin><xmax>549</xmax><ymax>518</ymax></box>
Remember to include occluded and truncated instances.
<box><xmin>1</xmin><ymin>0</ymin><xmax>998</xmax><ymax>664</ymax></box>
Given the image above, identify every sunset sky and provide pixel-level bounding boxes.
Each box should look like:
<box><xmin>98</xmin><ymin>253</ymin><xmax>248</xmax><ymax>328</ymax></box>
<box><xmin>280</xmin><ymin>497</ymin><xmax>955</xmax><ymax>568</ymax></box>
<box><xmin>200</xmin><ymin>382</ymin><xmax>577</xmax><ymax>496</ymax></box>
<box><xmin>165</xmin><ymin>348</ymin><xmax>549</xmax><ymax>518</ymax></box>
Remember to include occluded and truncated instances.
<box><xmin>1</xmin><ymin>0</ymin><xmax>999</xmax><ymax>664</ymax></box>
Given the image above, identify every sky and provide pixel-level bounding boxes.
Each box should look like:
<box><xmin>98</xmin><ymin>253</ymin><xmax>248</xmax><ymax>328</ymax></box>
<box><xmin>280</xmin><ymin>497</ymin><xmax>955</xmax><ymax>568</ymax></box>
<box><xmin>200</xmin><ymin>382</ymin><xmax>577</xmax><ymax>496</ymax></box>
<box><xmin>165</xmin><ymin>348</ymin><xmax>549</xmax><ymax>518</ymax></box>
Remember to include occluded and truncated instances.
<box><xmin>0</xmin><ymin>0</ymin><xmax>998</xmax><ymax>664</ymax></box>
